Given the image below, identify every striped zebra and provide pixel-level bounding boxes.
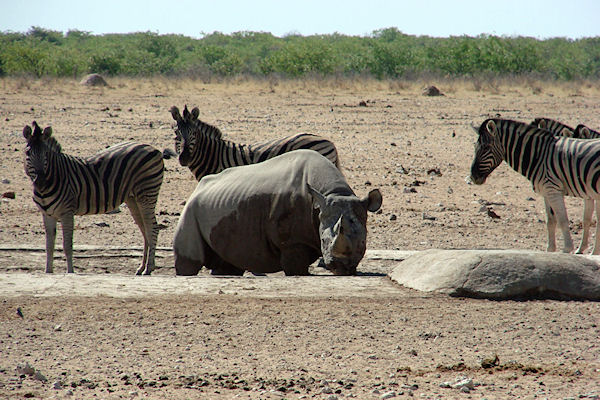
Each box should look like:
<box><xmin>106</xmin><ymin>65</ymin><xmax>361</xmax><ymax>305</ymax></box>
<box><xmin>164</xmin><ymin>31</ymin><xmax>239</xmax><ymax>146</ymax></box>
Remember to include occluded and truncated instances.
<box><xmin>23</xmin><ymin>121</ymin><xmax>164</xmax><ymax>274</ymax></box>
<box><xmin>470</xmin><ymin>118</ymin><xmax>600</xmax><ymax>254</ymax></box>
<box><xmin>169</xmin><ymin>105</ymin><xmax>340</xmax><ymax>181</ymax></box>
<box><xmin>533</xmin><ymin>117</ymin><xmax>600</xmax><ymax>139</ymax></box>
<box><xmin>531</xmin><ymin>118</ymin><xmax>600</xmax><ymax>254</ymax></box>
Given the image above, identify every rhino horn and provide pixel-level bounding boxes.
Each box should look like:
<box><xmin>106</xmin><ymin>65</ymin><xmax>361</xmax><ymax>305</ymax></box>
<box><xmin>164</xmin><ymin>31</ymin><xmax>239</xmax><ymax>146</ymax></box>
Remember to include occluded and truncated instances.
<box><xmin>331</xmin><ymin>216</ymin><xmax>351</xmax><ymax>258</ymax></box>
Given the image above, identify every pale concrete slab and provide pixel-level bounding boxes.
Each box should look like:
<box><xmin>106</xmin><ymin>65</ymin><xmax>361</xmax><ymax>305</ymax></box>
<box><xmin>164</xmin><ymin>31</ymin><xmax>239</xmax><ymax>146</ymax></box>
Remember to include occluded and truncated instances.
<box><xmin>389</xmin><ymin>249</ymin><xmax>600</xmax><ymax>300</ymax></box>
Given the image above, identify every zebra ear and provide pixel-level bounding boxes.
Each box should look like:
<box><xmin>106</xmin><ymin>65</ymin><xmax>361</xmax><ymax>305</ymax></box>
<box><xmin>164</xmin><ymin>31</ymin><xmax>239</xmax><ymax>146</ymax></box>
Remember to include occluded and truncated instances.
<box><xmin>170</xmin><ymin>106</ymin><xmax>182</xmax><ymax>123</ymax></box>
<box><xmin>580</xmin><ymin>126</ymin><xmax>591</xmax><ymax>138</ymax></box>
<box><xmin>561</xmin><ymin>127</ymin><xmax>574</xmax><ymax>137</ymax></box>
<box><xmin>42</xmin><ymin>126</ymin><xmax>53</xmax><ymax>139</ymax></box>
<box><xmin>23</xmin><ymin>125</ymin><xmax>33</xmax><ymax>140</ymax></box>
<box><xmin>191</xmin><ymin>107</ymin><xmax>200</xmax><ymax>120</ymax></box>
<box><xmin>485</xmin><ymin>120</ymin><xmax>497</xmax><ymax>136</ymax></box>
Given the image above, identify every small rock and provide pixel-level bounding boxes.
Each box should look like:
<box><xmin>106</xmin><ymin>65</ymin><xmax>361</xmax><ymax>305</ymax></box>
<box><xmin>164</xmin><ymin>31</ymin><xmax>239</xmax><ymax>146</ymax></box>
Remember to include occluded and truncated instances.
<box><xmin>33</xmin><ymin>371</ymin><xmax>48</xmax><ymax>382</ymax></box>
<box><xmin>80</xmin><ymin>73</ymin><xmax>108</xmax><ymax>87</ymax></box>
<box><xmin>422</xmin><ymin>213</ymin><xmax>436</xmax><ymax>221</ymax></box>
<box><xmin>481</xmin><ymin>354</ymin><xmax>499</xmax><ymax>368</ymax></box>
<box><xmin>94</xmin><ymin>222</ymin><xmax>110</xmax><ymax>228</ymax></box>
<box><xmin>403</xmin><ymin>187</ymin><xmax>416</xmax><ymax>193</ymax></box>
<box><xmin>2</xmin><ymin>191</ymin><xmax>15</xmax><ymax>199</ymax></box>
<box><xmin>423</xmin><ymin>86</ymin><xmax>444</xmax><ymax>96</ymax></box>
<box><xmin>53</xmin><ymin>380</ymin><xmax>63</xmax><ymax>390</ymax></box>
<box><xmin>16</xmin><ymin>362</ymin><xmax>35</xmax><ymax>376</ymax></box>
<box><xmin>1</xmin><ymin>179</ymin><xmax>10</xmax><ymax>184</ymax></box>
<box><xmin>358</xmin><ymin>100</ymin><xmax>368</xmax><ymax>107</ymax></box>
<box><xmin>389</xmin><ymin>214</ymin><xmax>397</xmax><ymax>221</ymax></box>
<box><xmin>54</xmin><ymin>324</ymin><xmax>62</xmax><ymax>332</ymax></box>
<box><xmin>380</xmin><ymin>391</ymin><xmax>396</xmax><ymax>399</ymax></box>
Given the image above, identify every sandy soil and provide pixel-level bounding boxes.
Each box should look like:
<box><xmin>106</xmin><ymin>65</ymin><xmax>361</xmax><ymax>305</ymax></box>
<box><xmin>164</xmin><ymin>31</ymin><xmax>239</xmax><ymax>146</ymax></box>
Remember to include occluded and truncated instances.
<box><xmin>0</xmin><ymin>77</ymin><xmax>599</xmax><ymax>399</ymax></box>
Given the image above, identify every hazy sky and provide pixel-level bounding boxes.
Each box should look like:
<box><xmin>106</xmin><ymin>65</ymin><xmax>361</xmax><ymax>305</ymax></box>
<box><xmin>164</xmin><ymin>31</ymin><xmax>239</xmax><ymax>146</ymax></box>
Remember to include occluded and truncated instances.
<box><xmin>2</xmin><ymin>0</ymin><xmax>599</xmax><ymax>39</ymax></box>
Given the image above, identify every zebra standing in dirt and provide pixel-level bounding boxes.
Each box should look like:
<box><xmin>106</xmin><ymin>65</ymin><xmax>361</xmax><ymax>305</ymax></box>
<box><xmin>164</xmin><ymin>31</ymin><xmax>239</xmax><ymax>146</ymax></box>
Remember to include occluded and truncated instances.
<box><xmin>531</xmin><ymin>117</ymin><xmax>600</xmax><ymax>254</ymax></box>
<box><xmin>23</xmin><ymin>121</ymin><xmax>164</xmax><ymax>274</ymax></box>
<box><xmin>470</xmin><ymin>118</ymin><xmax>600</xmax><ymax>254</ymax></box>
<box><xmin>169</xmin><ymin>105</ymin><xmax>340</xmax><ymax>181</ymax></box>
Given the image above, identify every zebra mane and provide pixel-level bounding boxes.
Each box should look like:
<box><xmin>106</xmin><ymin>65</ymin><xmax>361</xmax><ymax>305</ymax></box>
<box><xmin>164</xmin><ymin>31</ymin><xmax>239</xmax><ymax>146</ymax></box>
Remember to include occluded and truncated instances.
<box><xmin>44</xmin><ymin>136</ymin><xmax>63</xmax><ymax>153</ymax></box>
<box><xmin>190</xmin><ymin>117</ymin><xmax>224</xmax><ymax>140</ymax></box>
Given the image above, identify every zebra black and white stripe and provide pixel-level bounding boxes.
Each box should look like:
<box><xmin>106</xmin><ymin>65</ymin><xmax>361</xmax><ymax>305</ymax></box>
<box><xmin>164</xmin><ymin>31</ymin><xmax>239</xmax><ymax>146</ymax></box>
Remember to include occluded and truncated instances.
<box><xmin>531</xmin><ymin>117</ymin><xmax>600</xmax><ymax>254</ymax></box>
<box><xmin>23</xmin><ymin>121</ymin><xmax>164</xmax><ymax>274</ymax></box>
<box><xmin>470</xmin><ymin>118</ymin><xmax>600</xmax><ymax>254</ymax></box>
<box><xmin>170</xmin><ymin>105</ymin><xmax>340</xmax><ymax>181</ymax></box>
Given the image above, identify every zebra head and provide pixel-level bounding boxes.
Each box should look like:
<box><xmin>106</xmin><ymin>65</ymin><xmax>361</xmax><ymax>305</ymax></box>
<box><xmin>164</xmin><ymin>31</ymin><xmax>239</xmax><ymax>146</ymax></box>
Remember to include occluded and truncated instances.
<box><xmin>23</xmin><ymin>121</ymin><xmax>54</xmax><ymax>188</ymax></box>
<box><xmin>574</xmin><ymin>124</ymin><xmax>600</xmax><ymax>139</ymax></box>
<box><xmin>470</xmin><ymin>119</ymin><xmax>504</xmax><ymax>185</ymax></box>
<box><xmin>170</xmin><ymin>105</ymin><xmax>200</xmax><ymax>167</ymax></box>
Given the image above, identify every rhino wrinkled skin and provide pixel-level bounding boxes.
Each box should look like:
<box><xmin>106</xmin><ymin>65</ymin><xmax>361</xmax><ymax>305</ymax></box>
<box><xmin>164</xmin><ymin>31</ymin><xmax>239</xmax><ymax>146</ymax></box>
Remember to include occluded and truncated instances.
<box><xmin>173</xmin><ymin>150</ymin><xmax>382</xmax><ymax>276</ymax></box>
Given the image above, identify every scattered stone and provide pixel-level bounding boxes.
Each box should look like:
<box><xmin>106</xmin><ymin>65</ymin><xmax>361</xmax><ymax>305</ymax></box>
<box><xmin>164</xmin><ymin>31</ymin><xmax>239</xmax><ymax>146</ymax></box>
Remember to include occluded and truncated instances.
<box><xmin>427</xmin><ymin>168</ymin><xmax>442</xmax><ymax>177</ymax></box>
<box><xmin>16</xmin><ymin>362</ymin><xmax>35</xmax><ymax>376</ymax></box>
<box><xmin>95</xmin><ymin>222</ymin><xmax>110</xmax><ymax>228</ymax></box>
<box><xmin>359</xmin><ymin>100</ymin><xmax>368</xmax><ymax>107</ymax></box>
<box><xmin>1</xmin><ymin>179</ymin><xmax>10</xmax><ymax>184</ymax></box>
<box><xmin>389</xmin><ymin>214</ymin><xmax>397</xmax><ymax>221</ymax></box>
<box><xmin>403</xmin><ymin>187</ymin><xmax>416</xmax><ymax>193</ymax></box>
<box><xmin>380</xmin><ymin>391</ymin><xmax>396</xmax><ymax>399</ymax></box>
<box><xmin>486</xmin><ymin>208</ymin><xmax>501</xmax><ymax>219</ymax></box>
<box><xmin>53</xmin><ymin>380</ymin><xmax>63</xmax><ymax>390</ymax></box>
<box><xmin>423</xmin><ymin>86</ymin><xmax>444</xmax><ymax>96</ymax></box>
<box><xmin>16</xmin><ymin>307</ymin><xmax>23</xmax><ymax>318</ymax></box>
<box><xmin>34</xmin><ymin>370</ymin><xmax>48</xmax><ymax>382</ymax></box>
<box><xmin>481</xmin><ymin>354</ymin><xmax>499</xmax><ymax>368</ymax></box>
<box><xmin>80</xmin><ymin>73</ymin><xmax>108</xmax><ymax>87</ymax></box>
<box><xmin>2</xmin><ymin>191</ymin><xmax>15</xmax><ymax>199</ymax></box>
<box><xmin>53</xmin><ymin>324</ymin><xmax>62</xmax><ymax>332</ymax></box>
<box><xmin>422</xmin><ymin>213</ymin><xmax>436</xmax><ymax>221</ymax></box>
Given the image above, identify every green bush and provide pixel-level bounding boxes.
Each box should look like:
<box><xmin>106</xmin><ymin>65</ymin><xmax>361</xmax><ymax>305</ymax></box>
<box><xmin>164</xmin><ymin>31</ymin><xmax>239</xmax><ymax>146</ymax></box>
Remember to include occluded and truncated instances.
<box><xmin>0</xmin><ymin>27</ymin><xmax>598</xmax><ymax>80</ymax></box>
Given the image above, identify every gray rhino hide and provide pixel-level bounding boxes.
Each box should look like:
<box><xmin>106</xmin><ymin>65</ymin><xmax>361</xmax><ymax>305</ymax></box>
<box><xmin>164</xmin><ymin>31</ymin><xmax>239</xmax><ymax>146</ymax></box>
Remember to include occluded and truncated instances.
<box><xmin>174</xmin><ymin>150</ymin><xmax>357</xmax><ymax>274</ymax></box>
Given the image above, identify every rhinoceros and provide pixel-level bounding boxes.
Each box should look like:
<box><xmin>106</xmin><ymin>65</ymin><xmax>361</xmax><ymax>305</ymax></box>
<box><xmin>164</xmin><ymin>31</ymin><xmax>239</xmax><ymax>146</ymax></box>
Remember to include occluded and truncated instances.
<box><xmin>173</xmin><ymin>149</ymin><xmax>382</xmax><ymax>276</ymax></box>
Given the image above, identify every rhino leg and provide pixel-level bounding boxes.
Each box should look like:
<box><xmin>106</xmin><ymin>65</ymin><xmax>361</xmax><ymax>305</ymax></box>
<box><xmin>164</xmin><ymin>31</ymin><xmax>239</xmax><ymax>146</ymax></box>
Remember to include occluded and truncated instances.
<box><xmin>206</xmin><ymin>253</ymin><xmax>245</xmax><ymax>276</ymax></box>
<box><xmin>281</xmin><ymin>245</ymin><xmax>319</xmax><ymax>276</ymax></box>
<box><xmin>174</xmin><ymin>252</ymin><xmax>203</xmax><ymax>276</ymax></box>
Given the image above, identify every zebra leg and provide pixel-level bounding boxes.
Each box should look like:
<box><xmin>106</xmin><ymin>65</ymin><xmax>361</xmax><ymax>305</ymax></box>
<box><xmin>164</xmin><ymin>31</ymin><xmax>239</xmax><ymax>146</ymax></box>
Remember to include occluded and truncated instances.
<box><xmin>59</xmin><ymin>213</ymin><xmax>75</xmax><ymax>273</ymax></box>
<box><xmin>575</xmin><ymin>199</ymin><xmax>594</xmax><ymax>254</ymax></box>
<box><xmin>545</xmin><ymin>194</ymin><xmax>574</xmax><ymax>253</ymax></box>
<box><xmin>42</xmin><ymin>214</ymin><xmax>57</xmax><ymax>273</ymax></box>
<box><xmin>543</xmin><ymin>198</ymin><xmax>557</xmax><ymax>252</ymax></box>
<box><xmin>126</xmin><ymin>198</ymin><xmax>152</xmax><ymax>275</ymax></box>
<box><xmin>591</xmin><ymin>201</ymin><xmax>600</xmax><ymax>255</ymax></box>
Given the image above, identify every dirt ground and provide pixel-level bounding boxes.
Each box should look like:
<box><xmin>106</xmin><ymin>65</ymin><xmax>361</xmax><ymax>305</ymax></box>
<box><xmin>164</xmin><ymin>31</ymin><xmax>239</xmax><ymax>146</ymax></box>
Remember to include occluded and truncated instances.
<box><xmin>0</xmin><ymin>77</ymin><xmax>599</xmax><ymax>399</ymax></box>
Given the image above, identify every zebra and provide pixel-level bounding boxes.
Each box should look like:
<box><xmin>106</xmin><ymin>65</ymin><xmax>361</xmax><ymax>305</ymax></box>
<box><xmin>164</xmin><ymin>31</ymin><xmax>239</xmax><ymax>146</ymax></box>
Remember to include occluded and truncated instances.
<box><xmin>531</xmin><ymin>118</ymin><xmax>600</xmax><ymax>254</ymax></box>
<box><xmin>23</xmin><ymin>121</ymin><xmax>164</xmax><ymax>275</ymax></box>
<box><xmin>469</xmin><ymin>118</ymin><xmax>600</xmax><ymax>255</ymax></box>
<box><xmin>169</xmin><ymin>105</ymin><xmax>340</xmax><ymax>181</ymax></box>
<box><xmin>532</xmin><ymin>117</ymin><xmax>600</xmax><ymax>139</ymax></box>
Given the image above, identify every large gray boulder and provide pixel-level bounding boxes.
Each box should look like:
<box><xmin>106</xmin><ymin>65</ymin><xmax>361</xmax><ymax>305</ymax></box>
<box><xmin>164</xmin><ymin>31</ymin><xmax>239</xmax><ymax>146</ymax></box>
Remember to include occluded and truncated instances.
<box><xmin>389</xmin><ymin>249</ymin><xmax>600</xmax><ymax>300</ymax></box>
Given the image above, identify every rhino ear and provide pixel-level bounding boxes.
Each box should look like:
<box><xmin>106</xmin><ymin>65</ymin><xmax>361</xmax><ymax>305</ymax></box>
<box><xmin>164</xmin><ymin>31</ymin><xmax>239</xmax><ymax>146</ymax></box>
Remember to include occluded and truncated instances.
<box><xmin>23</xmin><ymin>125</ymin><xmax>33</xmax><ymax>140</ymax></box>
<box><xmin>363</xmin><ymin>189</ymin><xmax>382</xmax><ymax>212</ymax></box>
<box><xmin>307</xmin><ymin>184</ymin><xmax>326</xmax><ymax>210</ymax></box>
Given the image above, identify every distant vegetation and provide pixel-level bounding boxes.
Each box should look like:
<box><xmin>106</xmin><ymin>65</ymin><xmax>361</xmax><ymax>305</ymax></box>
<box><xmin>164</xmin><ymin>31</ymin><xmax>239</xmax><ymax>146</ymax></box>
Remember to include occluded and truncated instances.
<box><xmin>0</xmin><ymin>27</ymin><xmax>598</xmax><ymax>80</ymax></box>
